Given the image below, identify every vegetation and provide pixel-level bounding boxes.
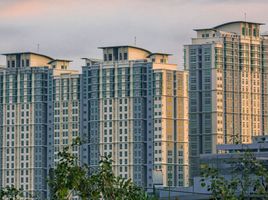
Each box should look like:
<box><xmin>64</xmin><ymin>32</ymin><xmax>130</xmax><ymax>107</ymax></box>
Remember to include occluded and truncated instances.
<box><xmin>200</xmin><ymin>151</ymin><xmax>268</xmax><ymax>200</ymax></box>
<box><xmin>0</xmin><ymin>185</ymin><xmax>23</xmax><ymax>200</ymax></box>
<box><xmin>0</xmin><ymin>140</ymin><xmax>153</xmax><ymax>200</ymax></box>
<box><xmin>48</xmin><ymin>142</ymin><xmax>152</xmax><ymax>200</ymax></box>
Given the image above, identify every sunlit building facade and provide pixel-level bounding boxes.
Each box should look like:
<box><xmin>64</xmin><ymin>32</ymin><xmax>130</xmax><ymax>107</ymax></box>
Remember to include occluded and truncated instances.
<box><xmin>184</xmin><ymin>21</ymin><xmax>268</xmax><ymax>179</ymax></box>
<box><xmin>0</xmin><ymin>45</ymin><xmax>189</xmax><ymax>197</ymax></box>
<box><xmin>0</xmin><ymin>53</ymin><xmax>80</xmax><ymax>199</ymax></box>
<box><xmin>81</xmin><ymin>46</ymin><xmax>189</xmax><ymax>188</ymax></box>
<box><xmin>0</xmin><ymin>53</ymin><xmax>53</xmax><ymax>199</ymax></box>
<box><xmin>48</xmin><ymin>60</ymin><xmax>80</xmax><ymax>167</ymax></box>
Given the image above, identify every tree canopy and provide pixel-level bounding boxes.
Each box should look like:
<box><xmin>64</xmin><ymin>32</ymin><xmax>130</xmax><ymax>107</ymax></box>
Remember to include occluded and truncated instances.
<box><xmin>0</xmin><ymin>185</ymin><xmax>23</xmax><ymax>200</ymax></box>
<box><xmin>48</xmin><ymin>144</ymin><xmax>153</xmax><ymax>200</ymax></box>
<box><xmin>1</xmin><ymin>139</ymin><xmax>154</xmax><ymax>200</ymax></box>
<box><xmin>200</xmin><ymin>151</ymin><xmax>268</xmax><ymax>200</ymax></box>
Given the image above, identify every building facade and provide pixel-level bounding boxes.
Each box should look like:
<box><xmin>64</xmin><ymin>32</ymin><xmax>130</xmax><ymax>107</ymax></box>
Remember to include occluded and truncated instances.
<box><xmin>200</xmin><ymin>135</ymin><xmax>268</xmax><ymax>176</ymax></box>
<box><xmin>0</xmin><ymin>53</ymin><xmax>80</xmax><ymax>199</ymax></box>
<box><xmin>81</xmin><ymin>46</ymin><xmax>189</xmax><ymax>189</ymax></box>
<box><xmin>0</xmin><ymin>53</ymin><xmax>53</xmax><ymax>199</ymax></box>
<box><xmin>184</xmin><ymin>21</ymin><xmax>268</xmax><ymax>179</ymax></box>
<box><xmin>0</xmin><ymin>47</ymin><xmax>188</xmax><ymax>198</ymax></box>
<box><xmin>48</xmin><ymin>60</ymin><xmax>80</xmax><ymax>167</ymax></box>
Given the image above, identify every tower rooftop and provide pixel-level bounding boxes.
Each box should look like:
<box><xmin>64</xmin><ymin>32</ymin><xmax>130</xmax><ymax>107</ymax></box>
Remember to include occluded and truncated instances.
<box><xmin>98</xmin><ymin>45</ymin><xmax>151</xmax><ymax>54</ymax></box>
<box><xmin>194</xmin><ymin>21</ymin><xmax>265</xmax><ymax>31</ymax></box>
<box><xmin>48</xmin><ymin>59</ymin><xmax>72</xmax><ymax>64</ymax></box>
<box><xmin>2</xmin><ymin>52</ymin><xmax>53</xmax><ymax>60</ymax></box>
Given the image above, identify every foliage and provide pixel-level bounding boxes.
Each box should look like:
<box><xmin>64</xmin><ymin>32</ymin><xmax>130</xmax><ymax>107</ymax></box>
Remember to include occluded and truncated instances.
<box><xmin>0</xmin><ymin>185</ymin><xmax>23</xmax><ymax>200</ymax></box>
<box><xmin>200</xmin><ymin>151</ymin><xmax>268</xmax><ymax>200</ymax></box>
<box><xmin>48</xmin><ymin>146</ymin><xmax>88</xmax><ymax>200</ymax></box>
<box><xmin>48</xmin><ymin>141</ymin><xmax>152</xmax><ymax>200</ymax></box>
<box><xmin>200</xmin><ymin>165</ymin><xmax>239</xmax><ymax>200</ymax></box>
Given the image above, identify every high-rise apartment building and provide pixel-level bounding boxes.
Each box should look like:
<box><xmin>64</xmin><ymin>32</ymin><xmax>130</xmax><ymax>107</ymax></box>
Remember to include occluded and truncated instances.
<box><xmin>262</xmin><ymin>33</ymin><xmax>268</xmax><ymax>134</ymax></box>
<box><xmin>0</xmin><ymin>53</ymin><xmax>80</xmax><ymax>199</ymax></box>
<box><xmin>48</xmin><ymin>60</ymin><xmax>80</xmax><ymax>167</ymax></box>
<box><xmin>0</xmin><ymin>53</ymin><xmax>53</xmax><ymax>199</ymax></box>
<box><xmin>81</xmin><ymin>46</ymin><xmax>189</xmax><ymax>188</ymax></box>
<box><xmin>184</xmin><ymin>21</ymin><xmax>268</xmax><ymax>179</ymax></box>
<box><xmin>0</xmin><ymin>45</ymin><xmax>189</xmax><ymax>198</ymax></box>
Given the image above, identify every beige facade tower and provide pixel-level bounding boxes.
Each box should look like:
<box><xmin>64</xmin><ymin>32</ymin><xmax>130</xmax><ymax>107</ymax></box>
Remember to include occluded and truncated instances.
<box><xmin>185</xmin><ymin>21</ymin><xmax>266</xmax><ymax>179</ymax></box>
<box><xmin>48</xmin><ymin>59</ymin><xmax>80</xmax><ymax>166</ymax></box>
<box><xmin>154</xmin><ymin>68</ymin><xmax>189</xmax><ymax>186</ymax></box>
<box><xmin>81</xmin><ymin>46</ymin><xmax>189</xmax><ymax>189</ymax></box>
<box><xmin>0</xmin><ymin>53</ymin><xmax>80</xmax><ymax>199</ymax></box>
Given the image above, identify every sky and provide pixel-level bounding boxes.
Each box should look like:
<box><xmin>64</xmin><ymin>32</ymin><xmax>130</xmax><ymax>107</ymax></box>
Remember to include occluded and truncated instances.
<box><xmin>0</xmin><ymin>0</ymin><xmax>267</xmax><ymax>70</ymax></box>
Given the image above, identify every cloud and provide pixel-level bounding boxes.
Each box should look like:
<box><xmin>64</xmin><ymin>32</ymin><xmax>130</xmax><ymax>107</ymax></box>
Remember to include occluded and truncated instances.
<box><xmin>0</xmin><ymin>0</ymin><xmax>267</xmax><ymax>69</ymax></box>
<box><xmin>0</xmin><ymin>0</ymin><xmax>81</xmax><ymax>19</ymax></box>
<box><xmin>0</xmin><ymin>0</ymin><xmax>46</xmax><ymax>18</ymax></box>
<box><xmin>189</xmin><ymin>0</ymin><xmax>268</xmax><ymax>4</ymax></box>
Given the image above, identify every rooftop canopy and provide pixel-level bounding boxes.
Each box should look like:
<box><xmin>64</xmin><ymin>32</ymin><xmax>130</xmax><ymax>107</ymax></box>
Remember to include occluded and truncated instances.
<box><xmin>98</xmin><ymin>45</ymin><xmax>151</xmax><ymax>54</ymax></box>
<box><xmin>48</xmin><ymin>59</ymin><xmax>72</xmax><ymax>64</ymax></box>
<box><xmin>2</xmin><ymin>52</ymin><xmax>53</xmax><ymax>60</ymax></box>
<box><xmin>194</xmin><ymin>21</ymin><xmax>265</xmax><ymax>31</ymax></box>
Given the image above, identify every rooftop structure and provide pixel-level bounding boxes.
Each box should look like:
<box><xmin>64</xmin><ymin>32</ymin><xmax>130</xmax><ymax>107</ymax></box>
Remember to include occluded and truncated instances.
<box><xmin>2</xmin><ymin>52</ymin><xmax>53</xmax><ymax>68</ymax></box>
<box><xmin>200</xmin><ymin>135</ymin><xmax>268</xmax><ymax>177</ymax></box>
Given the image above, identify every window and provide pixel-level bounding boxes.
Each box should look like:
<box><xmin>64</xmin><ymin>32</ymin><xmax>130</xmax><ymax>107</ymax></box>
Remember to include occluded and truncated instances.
<box><xmin>26</xmin><ymin>59</ymin><xmax>30</xmax><ymax>66</ymax></box>
<box><xmin>124</xmin><ymin>53</ymin><xmax>128</xmax><ymax>60</ymax></box>
<box><xmin>204</xmin><ymin>55</ymin><xmax>210</xmax><ymax>62</ymax></box>
<box><xmin>253</xmin><ymin>28</ymin><xmax>257</xmax><ymax>37</ymax></box>
<box><xmin>242</xmin><ymin>27</ymin><xmax>245</xmax><ymax>36</ymax></box>
<box><xmin>109</xmin><ymin>54</ymin><xmax>112</xmax><ymax>61</ymax></box>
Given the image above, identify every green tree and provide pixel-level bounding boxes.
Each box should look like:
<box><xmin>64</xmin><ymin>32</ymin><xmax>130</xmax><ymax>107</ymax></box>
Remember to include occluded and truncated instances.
<box><xmin>200</xmin><ymin>151</ymin><xmax>268</xmax><ymax>200</ymax></box>
<box><xmin>48</xmin><ymin>143</ymin><xmax>153</xmax><ymax>200</ymax></box>
<box><xmin>89</xmin><ymin>155</ymin><xmax>150</xmax><ymax>200</ymax></box>
<box><xmin>0</xmin><ymin>185</ymin><xmax>23</xmax><ymax>200</ymax></box>
<box><xmin>48</xmin><ymin>146</ymin><xmax>88</xmax><ymax>200</ymax></box>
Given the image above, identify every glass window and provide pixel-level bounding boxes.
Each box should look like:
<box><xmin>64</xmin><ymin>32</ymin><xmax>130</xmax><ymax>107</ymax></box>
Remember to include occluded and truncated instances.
<box><xmin>124</xmin><ymin>53</ymin><xmax>128</xmax><ymax>60</ymax></box>
<box><xmin>242</xmin><ymin>27</ymin><xmax>245</xmax><ymax>36</ymax></box>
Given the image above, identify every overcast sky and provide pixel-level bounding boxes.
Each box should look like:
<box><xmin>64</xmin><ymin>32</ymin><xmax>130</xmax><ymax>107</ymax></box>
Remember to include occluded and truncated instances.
<box><xmin>0</xmin><ymin>0</ymin><xmax>267</xmax><ymax>70</ymax></box>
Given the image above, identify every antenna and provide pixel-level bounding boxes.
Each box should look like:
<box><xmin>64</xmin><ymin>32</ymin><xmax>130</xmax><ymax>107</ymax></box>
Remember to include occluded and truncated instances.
<box><xmin>244</xmin><ymin>12</ymin><xmax>247</xmax><ymax>22</ymax></box>
<box><xmin>37</xmin><ymin>44</ymin><xmax>40</xmax><ymax>53</ymax></box>
<box><xmin>134</xmin><ymin>36</ymin><xmax>136</xmax><ymax>46</ymax></box>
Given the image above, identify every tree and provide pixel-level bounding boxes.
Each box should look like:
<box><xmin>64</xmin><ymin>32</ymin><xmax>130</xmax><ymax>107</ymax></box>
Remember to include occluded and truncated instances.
<box><xmin>200</xmin><ymin>151</ymin><xmax>268</xmax><ymax>200</ymax></box>
<box><xmin>48</xmin><ymin>146</ymin><xmax>89</xmax><ymax>200</ymax></box>
<box><xmin>0</xmin><ymin>185</ymin><xmax>23</xmax><ymax>200</ymax></box>
<box><xmin>48</xmin><ymin>143</ymin><xmax>152</xmax><ymax>200</ymax></box>
<box><xmin>90</xmin><ymin>155</ymin><xmax>150</xmax><ymax>200</ymax></box>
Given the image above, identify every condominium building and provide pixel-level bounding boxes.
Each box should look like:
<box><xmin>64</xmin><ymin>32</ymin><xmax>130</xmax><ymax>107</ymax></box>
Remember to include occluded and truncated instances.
<box><xmin>0</xmin><ymin>52</ymin><xmax>80</xmax><ymax>199</ymax></box>
<box><xmin>262</xmin><ymin>33</ymin><xmax>268</xmax><ymax>134</ymax></box>
<box><xmin>0</xmin><ymin>45</ymin><xmax>188</xmax><ymax>197</ymax></box>
<box><xmin>184</xmin><ymin>21</ymin><xmax>268</xmax><ymax>179</ymax></box>
<box><xmin>0</xmin><ymin>53</ymin><xmax>53</xmax><ymax>199</ymax></box>
<box><xmin>81</xmin><ymin>46</ymin><xmax>189</xmax><ymax>189</ymax></box>
<box><xmin>48</xmin><ymin>60</ymin><xmax>80</xmax><ymax>167</ymax></box>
